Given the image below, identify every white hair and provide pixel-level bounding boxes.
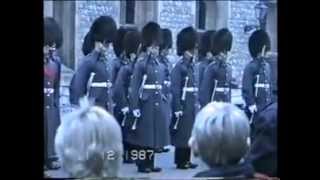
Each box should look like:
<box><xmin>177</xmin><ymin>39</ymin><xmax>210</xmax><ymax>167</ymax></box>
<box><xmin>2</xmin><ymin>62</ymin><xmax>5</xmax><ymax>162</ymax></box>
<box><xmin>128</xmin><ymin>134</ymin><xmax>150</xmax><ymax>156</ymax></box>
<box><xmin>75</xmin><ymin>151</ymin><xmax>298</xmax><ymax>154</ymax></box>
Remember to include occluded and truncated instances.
<box><xmin>189</xmin><ymin>102</ymin><xmax>250</xmax><ymax>167</ymax></box>
<box><xmin>55</xmin><ymin>97</ymin><xmax>123</xmax><ymax>178</ymax></box>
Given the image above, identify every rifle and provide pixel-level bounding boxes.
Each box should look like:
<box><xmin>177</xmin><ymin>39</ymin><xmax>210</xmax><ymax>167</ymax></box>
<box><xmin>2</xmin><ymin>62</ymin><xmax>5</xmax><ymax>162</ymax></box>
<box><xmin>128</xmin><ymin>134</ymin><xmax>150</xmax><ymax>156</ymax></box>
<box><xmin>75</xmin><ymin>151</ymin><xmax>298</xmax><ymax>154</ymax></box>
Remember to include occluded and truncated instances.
<box><xmin>249</xmin><ymin>45</ymin><xmax>266</xmax><ymax>124</ymax></box>
<box><xmin>173</xmin><ymin>114</ymin><xmax>181</xmax><ymax>130</ymax></box>
<box><xmin>250</xmin><ymin>74</ymin><xmax>260</xmax><ymax>124</ymax></box>
<box><xmin>87</xmin><ymin>72</ymin><xmax>96</xmax><ymax>97</ymax></box>
<box><xmin>121</xmin><ymin>113</ymin><xmax>127</xmax><ymax>127</ymax></box>
<box><xmin>181</xmin><ymin>76</ymin><xmax>189</xmax><ymax>101</ymax></box>
<box><xmin>173</xmin><ymin>76</ymin><xmax>189</xmax><ymax>130</ymax></box>
<box><xmin>132</xmin><ymin>73</ymin><xmax>147</xmax><ymax>130</ymax></box>
<box><xmin>211</xmin><ymin>80</ymin><xmax>218</xmax><ymax>102</ymax></box>
<box><xmin>139</xmin><ymin>74</ymin><xmax>148</xmax><ymax>99</ymax></box>
<box><xmin>131</xmin><ymin>117</ymin><xmax>138</xmax><ymax>130</ymax></box>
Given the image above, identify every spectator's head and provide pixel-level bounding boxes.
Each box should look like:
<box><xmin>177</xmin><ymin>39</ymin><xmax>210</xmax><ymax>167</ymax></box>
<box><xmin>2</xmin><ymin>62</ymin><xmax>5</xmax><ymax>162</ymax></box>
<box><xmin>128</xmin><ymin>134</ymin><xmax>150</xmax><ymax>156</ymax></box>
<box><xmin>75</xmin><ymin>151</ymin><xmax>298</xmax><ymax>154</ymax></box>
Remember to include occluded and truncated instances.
<box><xmin>249</xmin><ymin>29</ymin><xmax>271</xmax><ymax>58</ymax></box>
<box><xmin>189</xmin><ymin>102</ymin><xmax>250</xmax><ymax>167</ymax></box>
<box><xmin>177</xmin><ymin>26</ymin><xmax>198</xmax><ymax>56</ymax></box>
<box><xmin>55</xmin><ymin>97</ymin><xmax>123</xmax><ymax>178</ymax></box>
<box><xmin>211</xmin><ymin>28</ymin><xmax>233</xmax><ymax>56</ymax></box>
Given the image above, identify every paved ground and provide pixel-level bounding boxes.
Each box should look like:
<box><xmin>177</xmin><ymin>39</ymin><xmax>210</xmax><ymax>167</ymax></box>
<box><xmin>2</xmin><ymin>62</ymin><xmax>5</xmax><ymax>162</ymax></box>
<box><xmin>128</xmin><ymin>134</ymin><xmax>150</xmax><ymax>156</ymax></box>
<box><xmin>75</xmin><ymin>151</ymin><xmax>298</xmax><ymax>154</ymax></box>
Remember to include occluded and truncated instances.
<box><xmin>45</xmin><ymin>146</ymin><xmax>208</xmax><ymax>179</ymax></box>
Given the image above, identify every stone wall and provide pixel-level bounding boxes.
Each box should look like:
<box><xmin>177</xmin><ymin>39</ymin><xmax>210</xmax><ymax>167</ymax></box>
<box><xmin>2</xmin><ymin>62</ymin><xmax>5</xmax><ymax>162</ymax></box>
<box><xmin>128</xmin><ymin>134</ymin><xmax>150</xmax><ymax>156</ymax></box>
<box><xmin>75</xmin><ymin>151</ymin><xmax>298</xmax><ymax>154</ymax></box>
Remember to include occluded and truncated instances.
<box><xmin>43</xmin><ymin>1</ymin><xmax>53</xmax><ymax>17</ymax></box>
<box><xmin>158</xmin><ymin>0</ymin><xmax>196</xmax><ymax>65</ymax></box>
<box><xmin>59</xmin><ymin>65</ymin><xmax>74</xmax><ymax>117</ymax></box>
<box><xmin>266</xmin><ymin>2</ymin><xmax>277</xmax><ymax>52</ymax></box>
<box><xmin>228</xmin><ymin>0</ymin><xmax>260</xmax><ymax>86</ymax></box>
<box><xmin>74</xmin><ymin>1</ymin><xmax>120</xmax><ymax>69</ymax></box>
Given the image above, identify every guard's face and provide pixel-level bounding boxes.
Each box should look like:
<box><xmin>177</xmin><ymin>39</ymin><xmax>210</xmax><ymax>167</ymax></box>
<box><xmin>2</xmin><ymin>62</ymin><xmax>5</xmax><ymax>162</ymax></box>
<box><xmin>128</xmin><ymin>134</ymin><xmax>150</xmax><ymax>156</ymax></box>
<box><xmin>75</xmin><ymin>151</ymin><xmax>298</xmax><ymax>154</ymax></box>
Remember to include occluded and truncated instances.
<box><xmin>129</xmin><ymin>53</ymin><xmax>137</xmax><ymax>62</ymax></box>
<box><xmin>101</xmin><ymin>42</ymin><xmax>114</xmax><ymax>60</ymax></box>
<box><xmin>148</xmin><ymin>45</ymin><xmax>160</xmax><ymax>57</ymax></box>
<box><xmin>43</xmin><ymin>44</ymin><xmax>56</xmax><ymax>58</ymax></box>
<box><xmin>161</xmin><ymin>48</ymin><xmax>170</xmax><ymax>57</ymax></box>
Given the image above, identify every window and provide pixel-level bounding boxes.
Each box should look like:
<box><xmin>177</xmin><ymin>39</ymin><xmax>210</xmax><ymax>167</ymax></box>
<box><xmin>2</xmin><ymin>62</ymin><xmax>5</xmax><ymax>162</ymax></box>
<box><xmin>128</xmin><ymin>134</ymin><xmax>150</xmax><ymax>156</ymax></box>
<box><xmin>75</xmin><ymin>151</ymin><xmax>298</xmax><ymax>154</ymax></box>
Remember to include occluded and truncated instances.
<box><xmin>125</xmin><ymin>0</ymin><xmax>135</xmax><ymax>24</ymax></box>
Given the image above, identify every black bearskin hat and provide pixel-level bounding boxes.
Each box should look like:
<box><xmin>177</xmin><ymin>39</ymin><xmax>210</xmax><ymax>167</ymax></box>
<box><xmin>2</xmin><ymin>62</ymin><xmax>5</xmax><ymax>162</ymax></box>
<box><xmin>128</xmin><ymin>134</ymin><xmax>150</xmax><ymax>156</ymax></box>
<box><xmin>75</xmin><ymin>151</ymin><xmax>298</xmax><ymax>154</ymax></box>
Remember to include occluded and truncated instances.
<box><xmin>199</xmin><ymin>30</ymin><xmax>215</xmax><ymax>58</ymax></box>
<box><xmin>160</xmin><ymin>28</ymin><xmax>173</xmax><ymax>51</ymax></box>
<box><xmin>176</xmin><ymin>26</ymin><xmax>198</xmax><ymax>56</ymax></box>
<box><xmin>248</xmin><ymin>29</ymin><xmax>271</xmax><ymax>58</ymax></box>
<box><xmin>211</xmin><ymin>28</ymin><xmax>233</xmax><ymax>56</ymax></box>
<box><xmin>89</xmin><ymin>16</ymin><xmax>117</xmax><ymax>44</ymax></box>
<box><xmin>141</xmin><ymin>22</ymin><xmax>162</xmax><ymax>52</ymax></box>
<box><xmin>82</xmin><ymin>31</ymin><xmax>94</xmax><ymax>56</ymax></box>
<box><xmin>113</xmin><ymin>27</ymin><xmax>131</xmax><ymax>57</ymax></box>
<box><xmin>44</xmin><ymin>17</ymin><xmax>63</xmax><ymax>49</ymax></box>
<box><xmin>123</xmin><ymin>30</ymin><xmax>141</xmax><ymax>59</ymax></box>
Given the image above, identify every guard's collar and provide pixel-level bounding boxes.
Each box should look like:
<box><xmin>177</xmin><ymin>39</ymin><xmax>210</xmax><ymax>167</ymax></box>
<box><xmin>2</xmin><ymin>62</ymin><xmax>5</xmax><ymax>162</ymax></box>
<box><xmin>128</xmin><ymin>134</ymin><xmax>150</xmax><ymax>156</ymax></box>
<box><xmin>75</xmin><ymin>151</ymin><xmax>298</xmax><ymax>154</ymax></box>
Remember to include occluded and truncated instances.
<box><xmin>206</xmin><ymin>52</ymin><xmax>213</xmax><ymax>59</ymax></box>
<box><xmin>183</xmin><ymin>51</ymin><xmax>195</xmax><ymax>64</ymax></box>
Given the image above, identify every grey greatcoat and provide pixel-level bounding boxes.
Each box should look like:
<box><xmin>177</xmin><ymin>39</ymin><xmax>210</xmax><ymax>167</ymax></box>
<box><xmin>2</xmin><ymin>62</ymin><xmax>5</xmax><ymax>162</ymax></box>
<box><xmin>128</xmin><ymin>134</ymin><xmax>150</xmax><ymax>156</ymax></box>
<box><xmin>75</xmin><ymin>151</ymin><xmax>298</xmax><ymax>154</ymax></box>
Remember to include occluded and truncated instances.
<box><xmin>242</xmin><ymin>57</ymin><xmax>272</xmax><ymax>111</ymax></box>
<box><xmin>69</xmin><ymin>50</ymin><xmax>113</xmax><ymax>112</ymax></box>
<box><xmin>112</xmin><ymin>59</ymin><xmax>132</xmax><ymax>127</ymax></box>
<box><xmin>197</xmin><ymin>56</ymin><xmax>215</xmax><ymax>89</ymax></box>
<box><xmin>266</xmin><ymin>55</ymin><xmax>278</xmax><ymax>103</ymax></box>
<box><xmin>170</xmin><ymin>58</ymin><xmax>198</xmax><ymax>148</ymax></box>
<box><xmin>44</xmin><ymin>55</ymin><xmax>61</xmax><ymax>160</ymax></box>
<box><xmin>199</xmin><ymin>55</ymin><xmax>232</xmax><ymax>108</ymax></box>
<box><xmin>125</xmin><ymin>54</ymin><xmax>170</xmax><ymax>149</ymax></box>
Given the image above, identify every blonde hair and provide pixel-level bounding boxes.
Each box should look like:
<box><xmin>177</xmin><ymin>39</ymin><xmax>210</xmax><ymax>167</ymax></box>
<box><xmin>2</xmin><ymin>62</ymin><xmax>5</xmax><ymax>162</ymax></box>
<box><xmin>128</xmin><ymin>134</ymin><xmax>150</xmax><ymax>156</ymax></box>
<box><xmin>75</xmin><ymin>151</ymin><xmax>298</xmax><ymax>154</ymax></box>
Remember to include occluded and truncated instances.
<box><xmin>55</xmin><ymin>97</ymin><xmax>123</xmax><ymax>178</ymax></box>
<box><xmin>190</xmin><ymin>102</ymin><xmax>250</xmax><ymax>167</ymax></box>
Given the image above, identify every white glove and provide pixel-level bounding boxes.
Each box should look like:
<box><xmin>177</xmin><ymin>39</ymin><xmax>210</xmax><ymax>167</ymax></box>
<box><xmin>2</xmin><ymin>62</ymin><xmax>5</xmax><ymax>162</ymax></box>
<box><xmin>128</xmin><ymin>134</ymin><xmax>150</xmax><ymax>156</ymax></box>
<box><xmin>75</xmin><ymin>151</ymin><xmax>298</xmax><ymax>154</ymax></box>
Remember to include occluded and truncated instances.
<box><xmin>249</xmin><ymin>104</ymin><xmax>258</xmax><ymax>114</ymax></box>
<box><xmin>174</xmin><ymin>111</ymin><xmax>183</xmax><ymax>118</ymax></box>
<box><xmin>133</xmin><ymin>109</ymin><xmax>141</xmax><ymax>118</ymax></box>
<box><xmin>164</xmin><ymin>81</ymin><xmax>171</xmax><ymax>87</ymax></box>
<box><xmin>121</xmin><ymin>107</ymin><xmax>129</xmax><ymax>115</ymax></box>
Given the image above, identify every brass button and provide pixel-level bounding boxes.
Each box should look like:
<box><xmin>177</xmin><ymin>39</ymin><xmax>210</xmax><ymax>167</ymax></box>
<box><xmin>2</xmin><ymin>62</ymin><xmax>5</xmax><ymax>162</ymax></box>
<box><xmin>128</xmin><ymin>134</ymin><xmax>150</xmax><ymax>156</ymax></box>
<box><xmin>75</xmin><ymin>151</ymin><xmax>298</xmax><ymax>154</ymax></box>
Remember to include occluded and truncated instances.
<box><xmin>46</xmin><ymin>106</ymin><xmax>50</xmax><ymax>109</ymax></box>
<box><xmin>155</xmin><ymin>102</ymin><xmax>159</xmax><ymax>106</ymax></box>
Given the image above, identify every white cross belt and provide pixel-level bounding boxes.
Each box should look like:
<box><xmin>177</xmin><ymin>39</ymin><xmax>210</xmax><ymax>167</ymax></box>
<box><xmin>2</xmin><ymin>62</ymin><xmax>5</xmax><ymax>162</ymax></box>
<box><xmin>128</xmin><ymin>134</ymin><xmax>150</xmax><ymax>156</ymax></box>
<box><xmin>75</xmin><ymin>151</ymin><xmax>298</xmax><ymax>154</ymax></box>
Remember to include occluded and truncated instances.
<box><xmin>44</xmin><ymin>88</ymin><xmax>54</xmax><ymax>94</ymax></box>
<box><xmin>254</xmin><ymin>83</ymin><xmax>270</xmax><ymax>88</ymax></box>
<box><xmin>91</xmin><ymin>82</ymin><xmax>112</xmax><ymax>88</ymax></box>
<box><xmin>216</xmin><ymin>87</ymin><xmax>230</xmax><ymax>92</ymax></box>
<box><xmin>183</xmin><ymin>87</ymin><xmax>198</xmax><ymax>92</ymax></box>
<box><xmin>143</xmin><ymin>84</ymin><xmax>162</xmax><ymax>90</ymax></box>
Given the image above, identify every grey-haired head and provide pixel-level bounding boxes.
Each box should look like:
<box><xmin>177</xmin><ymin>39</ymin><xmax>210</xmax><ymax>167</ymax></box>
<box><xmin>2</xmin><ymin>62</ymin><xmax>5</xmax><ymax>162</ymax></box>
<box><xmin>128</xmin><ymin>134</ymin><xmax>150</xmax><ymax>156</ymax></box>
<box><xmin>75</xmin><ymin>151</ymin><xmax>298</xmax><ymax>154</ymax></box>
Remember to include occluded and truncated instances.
<box><xmin>189</xmin><ymin>102</ymin><xmax>250</xmax><ymax>167</ymax></box>
<box><xmin>55</xmin><ymin>97</ymin><xmax>123</xmax><ymax>178</ymax></box>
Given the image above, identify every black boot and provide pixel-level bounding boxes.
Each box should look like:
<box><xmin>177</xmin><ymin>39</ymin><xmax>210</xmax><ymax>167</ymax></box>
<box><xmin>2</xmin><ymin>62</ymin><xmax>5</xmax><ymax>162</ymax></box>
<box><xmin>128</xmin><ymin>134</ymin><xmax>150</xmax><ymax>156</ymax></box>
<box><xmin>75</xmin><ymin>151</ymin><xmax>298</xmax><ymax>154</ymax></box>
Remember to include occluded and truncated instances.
<box><xmin>176</xmin><ymin>162</ymin><xmax>189</xmax><ymax>169</ymax></box>
<box><xmin>138</xmin><ymin>167</ymin><xmax>151</xmax><ymax>173</ymax></box>
<box><xmin>186</xmin><ymin>162</ymin><xmax>198</xmax><ymax>169</ymax></box>
<box><xmin>151</xmin><ymin>167</ymin><xmax>162</xmax><ymax>172</ymax></box>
